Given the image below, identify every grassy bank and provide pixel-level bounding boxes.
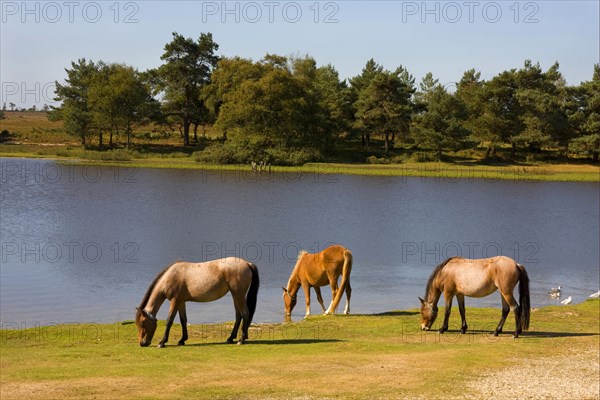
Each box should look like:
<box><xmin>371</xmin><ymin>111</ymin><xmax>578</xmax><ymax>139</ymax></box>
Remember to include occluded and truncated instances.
<box><xmin>1</xmin><ymin>111</ymin><xmax>599</xmax><ymax>182</ymax></box>
<box><xmin>1</xmin><ymin>147</ymin><xmax>599</xmax><ymax>182</ymax></box>
<box><xmin>1</xmin><ymin>300</ymin><xmax>599</xmax><ymax>399</ymax></box>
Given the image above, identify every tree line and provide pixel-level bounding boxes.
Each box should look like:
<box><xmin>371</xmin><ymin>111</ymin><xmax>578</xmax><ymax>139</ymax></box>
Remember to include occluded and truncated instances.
<box><xmin>50</xmin><ymin>32</ymin><xmax>600</xmax><ymax>164</ymax></box>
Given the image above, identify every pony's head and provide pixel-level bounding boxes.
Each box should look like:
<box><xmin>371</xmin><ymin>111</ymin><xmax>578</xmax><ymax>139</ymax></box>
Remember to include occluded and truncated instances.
<box><xmin>282</xmin><ymin>288</ymin><xmax>297</xmax><ymax>316</ymax></box>
<box><xmin>135</xmin><ymin>307</ymin><xmax>157</xmax><ymax>347</ymax></box>
<box><xmin>419</xmin><ymin>297</ymin><xmax>438</xmax><ymax>330</ymax></box>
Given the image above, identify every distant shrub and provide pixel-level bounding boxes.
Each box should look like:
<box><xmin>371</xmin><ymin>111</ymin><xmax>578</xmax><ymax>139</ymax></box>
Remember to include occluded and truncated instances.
<box><xmin>390</xmin><ymin>155</ymin><xmax>405</xmax><ymax>164</ymax></box>
<box><xmin>411</xmin><ymin>151</ymin><xmax>437</xmax><ymax>162</ymax></box>
<box><xmin>55</xmin><ymin>149</ymin><xmax>71</xmax><ymax>157</ymax></box>
<box><xmin>194</xmin><ymin>144</ymin><xmax>235</xmax><ymax>164</ymax></box>
<box><xmin>266</xmin><ymin>147</ymin><xmax>322</xmax><ymax>166</ymax></box>
<box><xmin>100</xmin><ymin>149</ymin><xmax>132</xmax><ymax>161</ymax></box>
<box><xmin>81</xmin><ymin>149</ymin><xmax>133</xmax><ymax>161</ymax></box>
<box><xmin>366</xmin><ymin>155</ymin><xmax>390</xmax><ymax>164</ymax></box>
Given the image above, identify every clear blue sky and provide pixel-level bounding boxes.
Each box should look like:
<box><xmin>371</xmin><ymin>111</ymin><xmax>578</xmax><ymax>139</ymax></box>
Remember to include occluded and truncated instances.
<box><xmin>1</xmin><ymin>0</ymin><xmax>598</xmax><ymax>108</ymax></box>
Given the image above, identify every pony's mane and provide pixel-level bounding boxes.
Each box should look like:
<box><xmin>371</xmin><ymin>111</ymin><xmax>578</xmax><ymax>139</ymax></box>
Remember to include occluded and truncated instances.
<box><xmin>424</xmin><ymin>257</ymin><xmax>459</xmax><ymax>298</ymax></box>
<box><xmin>138</xmin><ymin>263</ymin><xmax>174</xmax><ymax>308</ymax></box>
<box><xmin>297</xmin><ymin>250</ymin><xmax>308</xmax><ymax>261</ymax></box>
<box><xmin>286</xmin><ymin>251</ymin><xmax>308</xmax><ymax>288</ymax></box>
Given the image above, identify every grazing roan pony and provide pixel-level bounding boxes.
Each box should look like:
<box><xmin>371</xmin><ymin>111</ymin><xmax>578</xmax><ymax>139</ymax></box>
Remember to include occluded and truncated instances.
<box><xmin>135</xmin><ymin>258</ymin><xmax>259</xmax><ymax>347</ymax></box>
<box><xmin>419</xmin><ymin>256</ymin><xmax>530</xmax><ymax>338</ymax></box>
<box><xmin>282</xmin><ymin>245</ymin><xmax>352</xmax><ymax>317</ymax></box>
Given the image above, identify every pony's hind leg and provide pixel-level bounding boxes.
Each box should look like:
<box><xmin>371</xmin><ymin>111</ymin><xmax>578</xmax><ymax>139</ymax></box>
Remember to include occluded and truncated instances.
<box><xmin>177</xmin><ymin>304</ymin><xmax>188</xmax><ymax>346</ymax></box>
<box><xmin>227</xmin><ymin>311</ymin><xmax>242</xmax><ymax>344</ymax></box>
<box><xmin>512</xmin><ymin>302</ymin><xmax>522</xmax><ymax>338</ymax></box>
<box><xmin>456</xmin><ymin>294</ymin><xmax>467</xmax><ymax>334</ymax></box>
<box><xmin>324</xmin><ymin>275</ymin><xmax>340</xmax><ymax>315</ymax></box>
<box><xmin>494</xmin><ymin>295</ymin><xmax>511</xmax><ymax>336</ymax></box>
<box><xmin>239</xmin><ymin>308</ymin><xmax>251</xmax><ymax>344</ymax></box>
<box><xmin>499</xmin><ymin>292</ymin><xmax>521</xmax><ymax>338</ymax></box>
<box><xmin>229</xmin><ymin>292</ymin><xmax>249</xmax><ymax>344</ymax></box>
<box><xmin>343</xmin><ymin>280</ymin><xmax>351</xmax><ymax>315</ymax></box>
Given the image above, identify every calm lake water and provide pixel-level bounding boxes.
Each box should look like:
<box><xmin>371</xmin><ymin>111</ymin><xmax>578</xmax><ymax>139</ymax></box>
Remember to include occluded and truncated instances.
<box><xmin>1</xmin><ymin>158</ymin><xmax>598</xmax><ymax>327</ymax></box>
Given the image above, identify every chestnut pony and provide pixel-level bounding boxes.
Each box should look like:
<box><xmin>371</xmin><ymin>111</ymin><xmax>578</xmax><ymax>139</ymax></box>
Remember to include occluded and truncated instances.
<box><xmin>135</xmin><ymin>258</ymin><xmax>259</xmax><ymax>347</ymax></box>
<box><xmin>282</xmin><ymin>245</ymin><xmax>352</xmax><ymax>317</ymax></box>
<box><xmin>419</xmin><ymin>256</ymin><xmax>530</xmax><ymax>337</ymax></box>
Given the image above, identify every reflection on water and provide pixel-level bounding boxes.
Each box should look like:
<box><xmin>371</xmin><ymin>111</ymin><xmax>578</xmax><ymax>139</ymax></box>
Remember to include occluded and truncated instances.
<box><xmin>1</xmin><ymin>158</ymin><xmax>598</xmax><ymax>326</ymax></box>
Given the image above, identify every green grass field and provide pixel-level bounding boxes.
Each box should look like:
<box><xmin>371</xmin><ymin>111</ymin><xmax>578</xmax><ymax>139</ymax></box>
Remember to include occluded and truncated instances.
<box><xmin>1</xmin><ymin>300</ymin><xmax>599</xmax><ymax>399</ymax></box>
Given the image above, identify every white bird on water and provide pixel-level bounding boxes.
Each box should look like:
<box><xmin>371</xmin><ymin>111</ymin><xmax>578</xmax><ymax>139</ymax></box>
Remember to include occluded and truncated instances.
<box><xmin>560</xmin><ymin>296</ymin><xmax>572</xmax><ymax>305</ymax></box>
<box><xmin>548</xmin><ymin>286</ymin><xmax>562</xmax><ymax>297</ymax></box>
<box><xmin>589</xmin><ymin>290</ymin><xmax>600</xmax><ymax>298</ymax></box>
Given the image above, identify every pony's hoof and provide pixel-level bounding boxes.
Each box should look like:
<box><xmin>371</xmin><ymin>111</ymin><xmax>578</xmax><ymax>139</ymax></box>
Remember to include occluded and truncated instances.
<box><xmin>177</xmin><ymin>341</ymin><xmax>185</xmax><ymax>346</ymax></box>
<box><xmin>226</xmin><ymin>338</ymin><xmax>235</xmax><ymax>344</ymax></box>
<box><xmin>157</xmin><ymin>343</ymin><xmax>165</xmax><ymax>348</ymax></box>
<box><xmin>236</xmin><ymin>341</ymin><xmax>244</xmax><ymax>346</ymax></box>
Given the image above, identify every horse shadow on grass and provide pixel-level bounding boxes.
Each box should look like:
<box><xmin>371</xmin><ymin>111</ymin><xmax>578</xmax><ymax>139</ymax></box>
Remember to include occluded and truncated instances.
<box><xmin>425</xmin><ymin>329</ymin><xmax>599</xmax><ymax>339</ymax></box>
<box><xmin>182</xmin><ymin>338</ymin><xmax>344</xmax><ymax>348</ymax></box>
<box><xmin>518</xmin><ymin>330</ymin><xmax>599</xmax><ymax>339</ymax></box>
<box><xmin>342</xmin><ymin>311</ymin><xmax>419</xmax><ymax>317</ymax></box>
<box><xmin>374</xmin><ymin>311</ymin><xmax>420</xmax><ymax>317</ymax></box>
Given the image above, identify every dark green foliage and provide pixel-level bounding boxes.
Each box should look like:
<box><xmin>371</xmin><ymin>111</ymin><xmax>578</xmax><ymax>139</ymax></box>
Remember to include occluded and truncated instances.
<box><xmin>51</xmin><ymin>59</ymin><xmax>98</xmax><ymax>146</ymax></box>
<box><xmin>352</xmin><ymin>62</ymin><xmax>415</xmax><ymax>153</ymax></box>
<box><xmin>48</xmin><ymin>32</ymin><xmax>599</xmax><ymax>164</ymax></box>
<box><xmin>152</xmin><ymin>32</ymin><xmax>219</xmax><ymax>146</ymax></box>
<box><xmin>202</xmin><ymin>54</ymin><xmax>348</xmax><ymax>164</ymax></box>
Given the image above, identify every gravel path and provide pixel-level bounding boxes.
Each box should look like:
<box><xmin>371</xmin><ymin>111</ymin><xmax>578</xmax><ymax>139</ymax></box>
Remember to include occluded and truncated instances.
<box><xmin>466</xmin><ymin>347</ymin><xmax>600</xmax><ymax>399</ymax></box>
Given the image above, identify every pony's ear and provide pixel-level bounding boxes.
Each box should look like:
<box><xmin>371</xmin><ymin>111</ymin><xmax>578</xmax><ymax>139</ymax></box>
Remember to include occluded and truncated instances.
<box><xmin>282</xmin><ymin>287</ymin><xmax>288</xmax><ymax>293</ymax></box>
<box><xmin>418</xmin><ymin>297</ymin><xmax>425</xmax><ymax>305</ymax></box>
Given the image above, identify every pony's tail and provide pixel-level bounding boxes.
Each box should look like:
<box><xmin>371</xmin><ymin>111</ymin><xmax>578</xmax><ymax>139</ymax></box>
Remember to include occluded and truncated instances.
<box><xmin>328</xmin><ymin>249</ymin><xmax>353</xmax><ymax>314</ymax></box>
<box><xmin>517</xmin><ymin>263</ymin><xmax>530</xmax><ymax>331</ymax></box>
<box><xmin>246</xmin><ymin>263</ymin><xmax>260</xmax><ymax>324</ymax></box>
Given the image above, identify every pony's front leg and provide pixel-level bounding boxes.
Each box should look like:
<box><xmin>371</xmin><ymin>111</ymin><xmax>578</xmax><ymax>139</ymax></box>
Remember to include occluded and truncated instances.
<box><xmin>158</xmin><ymin>301</ymin><xmax>179</xmax><ymax>348</ymax></box>
<box><xmin>314</xmin><ymin>286</ymin><xmax>326</xmax><ymax>314</ymax></box>
<box><xmin>177</xmin><ymin>304</ymin><xmax>188</xmax><ymax>346</ymax></box>
<box><xmin>439</xmin><ymin>293</ymin><xmax>453</xmax><ymax>334</ymax></box>
<box><xmin>456</xmin><ymin>294</ymin><xmax>468</xmax><ymax>334</ymax></box>
<box><xmin>302</xmin><ymin>285</ymin><xmax>312</xmax><ymax>317</ymax></box>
